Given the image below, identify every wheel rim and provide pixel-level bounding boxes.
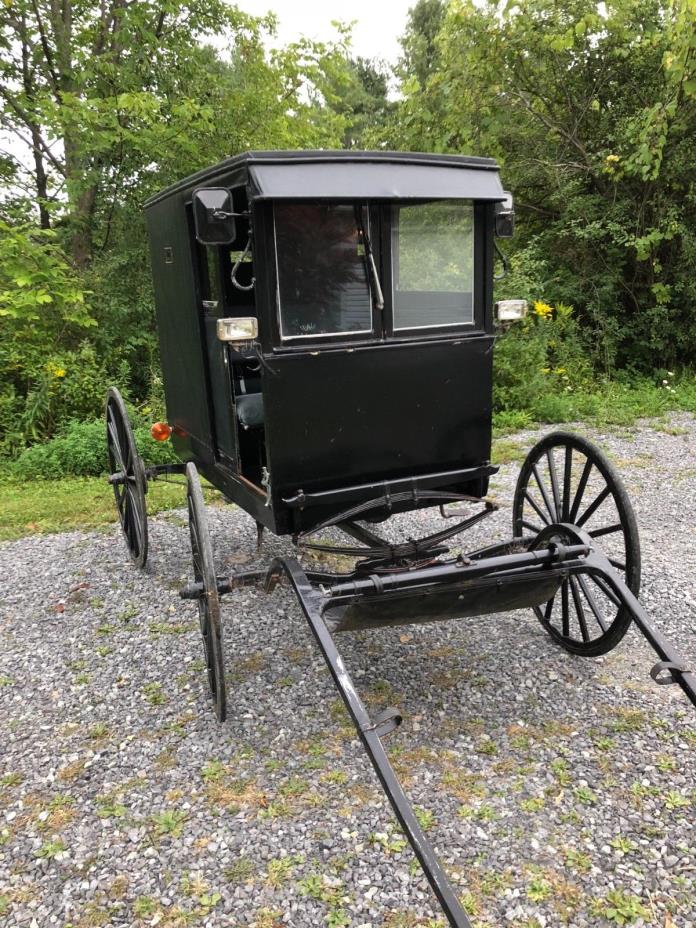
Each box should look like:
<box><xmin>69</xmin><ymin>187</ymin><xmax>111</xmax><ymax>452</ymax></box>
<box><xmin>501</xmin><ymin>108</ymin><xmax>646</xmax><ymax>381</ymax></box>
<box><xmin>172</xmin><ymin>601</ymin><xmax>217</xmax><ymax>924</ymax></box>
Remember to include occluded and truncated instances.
<box><xmin>186</xmin><ymin>463</ymin><xmax>226</xmax><ymax>723</ymax></box>
<box><xmin>513</xmin><ymin>431</ymin><xmax>641</xmax><ymax>656</ymax></box>
<box><xmin>106</xmin><ymin>388</ymin><xmax>148</xmax><ymax>568</ymax></box>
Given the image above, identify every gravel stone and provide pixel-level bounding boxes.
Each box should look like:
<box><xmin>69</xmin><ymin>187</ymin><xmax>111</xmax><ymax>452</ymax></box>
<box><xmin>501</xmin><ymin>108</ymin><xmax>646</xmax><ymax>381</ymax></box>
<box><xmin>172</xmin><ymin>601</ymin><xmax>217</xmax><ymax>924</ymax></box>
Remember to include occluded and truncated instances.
<box><xmin>0</xmin><ymin>413</ymin><xmax>694</xmax><ymax>926</ymax></box>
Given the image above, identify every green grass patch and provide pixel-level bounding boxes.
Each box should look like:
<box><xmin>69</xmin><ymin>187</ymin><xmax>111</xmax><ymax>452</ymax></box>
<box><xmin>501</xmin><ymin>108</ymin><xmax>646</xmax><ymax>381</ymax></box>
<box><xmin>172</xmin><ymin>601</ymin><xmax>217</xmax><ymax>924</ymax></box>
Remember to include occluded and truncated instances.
<box><xmin>494</xmin><ymin>374</ymin><xmax>696</xmax><ymax>431</ymax></box>
<box><xmin>0</xmin><ymin>476</ymin><xmax>184</xmax><ymax>542</ymax></box>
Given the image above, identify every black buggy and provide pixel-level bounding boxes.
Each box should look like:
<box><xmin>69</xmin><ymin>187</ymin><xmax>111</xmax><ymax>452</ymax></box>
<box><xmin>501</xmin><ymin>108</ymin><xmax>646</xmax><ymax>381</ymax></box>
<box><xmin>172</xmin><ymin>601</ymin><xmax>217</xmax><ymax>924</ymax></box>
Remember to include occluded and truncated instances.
<box><xmin>105</xmin><ymin>151</ymin><xmax>695</xmax><ymax>928</ymax></box>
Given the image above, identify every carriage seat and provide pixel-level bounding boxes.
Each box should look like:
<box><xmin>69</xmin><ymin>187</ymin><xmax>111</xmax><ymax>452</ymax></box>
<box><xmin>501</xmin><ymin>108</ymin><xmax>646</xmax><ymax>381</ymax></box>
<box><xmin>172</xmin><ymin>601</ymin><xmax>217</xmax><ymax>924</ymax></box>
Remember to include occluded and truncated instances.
<box><xmin>235</xmin><ymin>393</ymin><xmax>264</xmax><ymax>429</ymax></box>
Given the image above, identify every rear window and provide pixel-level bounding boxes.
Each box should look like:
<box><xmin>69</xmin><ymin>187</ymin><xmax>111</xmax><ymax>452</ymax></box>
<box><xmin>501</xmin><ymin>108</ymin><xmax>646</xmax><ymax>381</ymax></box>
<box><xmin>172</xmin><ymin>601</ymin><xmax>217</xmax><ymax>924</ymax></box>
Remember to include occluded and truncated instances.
<box><xmin>274</xmin><ymin>203</ymin><xmax>373</xmax><ymax>340</ymax></box>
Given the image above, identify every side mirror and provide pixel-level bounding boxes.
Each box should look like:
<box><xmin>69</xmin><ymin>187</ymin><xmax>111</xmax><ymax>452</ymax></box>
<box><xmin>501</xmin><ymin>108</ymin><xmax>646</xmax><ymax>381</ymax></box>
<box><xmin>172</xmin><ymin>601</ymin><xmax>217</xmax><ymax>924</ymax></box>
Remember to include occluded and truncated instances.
<box><xmin>494</xmin><ymin>191</ymin><xmax>515</xmax><ymax>238</ymax></box>
<box><xmin>192</xmin><ymin>187</ymin><xmax>237</xmax><ymax>245</ymax></box>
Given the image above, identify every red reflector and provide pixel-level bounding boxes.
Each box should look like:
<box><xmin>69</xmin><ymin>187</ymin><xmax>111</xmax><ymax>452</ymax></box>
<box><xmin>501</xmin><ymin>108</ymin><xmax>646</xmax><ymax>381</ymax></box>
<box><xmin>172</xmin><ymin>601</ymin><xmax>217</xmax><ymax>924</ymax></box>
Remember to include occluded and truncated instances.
<box><xmin>150</xmin><ymin>422</ymin><xmax>172</xmax><ymax>441</ymax></box>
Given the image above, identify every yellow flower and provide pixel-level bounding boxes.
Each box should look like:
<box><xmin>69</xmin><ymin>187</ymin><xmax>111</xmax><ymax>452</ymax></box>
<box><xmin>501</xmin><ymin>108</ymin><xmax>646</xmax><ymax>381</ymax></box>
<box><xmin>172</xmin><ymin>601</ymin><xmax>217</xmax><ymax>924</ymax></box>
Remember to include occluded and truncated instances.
<box><xmin>53</xmin><ymin>367</ymin><xmax>66</xmax><ymax>378</ymax></box>
<box><xmin>533</xmin><ymin>301</ymin><xmax>553</xmax><ymax>318</ymax></box>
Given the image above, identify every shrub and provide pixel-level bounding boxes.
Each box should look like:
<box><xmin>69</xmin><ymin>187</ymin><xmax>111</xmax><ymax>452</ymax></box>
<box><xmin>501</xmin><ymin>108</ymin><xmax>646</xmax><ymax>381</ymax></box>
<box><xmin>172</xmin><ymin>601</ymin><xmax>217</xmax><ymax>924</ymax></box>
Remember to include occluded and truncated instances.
<box><xmin>11</xmin><ymin>417</ymin><xmax>178</xmax><ymax>480</ymax></box>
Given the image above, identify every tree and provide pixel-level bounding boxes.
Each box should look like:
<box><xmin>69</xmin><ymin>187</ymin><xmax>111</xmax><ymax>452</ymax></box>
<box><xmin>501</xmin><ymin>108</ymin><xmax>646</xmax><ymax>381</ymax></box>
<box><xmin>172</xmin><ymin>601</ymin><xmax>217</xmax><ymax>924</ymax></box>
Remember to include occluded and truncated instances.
<box><xmin>387</xmin><ymin>0</ymin><xmax>696</xmax><ymax>370</ymax></box>
<box><xmin>0</xmin><ymin>3</ymin><xmax>349</xmax><ymax>269</ymax></box>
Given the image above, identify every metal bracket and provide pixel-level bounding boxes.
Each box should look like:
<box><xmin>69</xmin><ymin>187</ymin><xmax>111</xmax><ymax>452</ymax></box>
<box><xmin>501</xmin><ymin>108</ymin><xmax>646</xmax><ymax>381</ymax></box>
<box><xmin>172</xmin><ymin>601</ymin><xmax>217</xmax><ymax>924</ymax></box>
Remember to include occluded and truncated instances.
<box><xmin>362</xmin><ymin>707</ymin><xmax>403</xmax><ymax>739</ymax></box>
<box><xmin>650</xmin><ymin>660</ymin><xmax>690</xmax><ymax>686</ymax></box>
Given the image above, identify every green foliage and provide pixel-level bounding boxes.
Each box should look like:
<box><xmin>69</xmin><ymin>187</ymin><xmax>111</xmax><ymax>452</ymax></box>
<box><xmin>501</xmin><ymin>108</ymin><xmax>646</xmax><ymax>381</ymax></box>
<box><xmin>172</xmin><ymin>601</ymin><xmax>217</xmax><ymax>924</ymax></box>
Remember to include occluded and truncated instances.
<box><xmin>12</xmin><ymin>416</ymin><xmax>177</xmax><ymax>480</ymax></box>
<box><xmin>386</xmin><ymin>0</ymin><xmax>696</xmax><ymax>371</ymax></box>
<box><xmin>0</xmin><ymin>2</ymin><xmax>358</xmax><ymax>456</ymax></box>
<box><xmin>494</xmin><ymin>300</ymin><xmax>591</xmax><ymax>416</ymax></box>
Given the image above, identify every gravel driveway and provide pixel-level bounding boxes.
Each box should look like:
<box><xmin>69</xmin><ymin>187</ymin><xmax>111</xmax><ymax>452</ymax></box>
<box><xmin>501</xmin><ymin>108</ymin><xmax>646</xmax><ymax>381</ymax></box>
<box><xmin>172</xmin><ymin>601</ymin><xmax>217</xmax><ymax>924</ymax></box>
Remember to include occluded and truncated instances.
<box><xmin>1</xmin><ymin>414</ymin><xmax>694</xmax><ymax>928</ymax></box>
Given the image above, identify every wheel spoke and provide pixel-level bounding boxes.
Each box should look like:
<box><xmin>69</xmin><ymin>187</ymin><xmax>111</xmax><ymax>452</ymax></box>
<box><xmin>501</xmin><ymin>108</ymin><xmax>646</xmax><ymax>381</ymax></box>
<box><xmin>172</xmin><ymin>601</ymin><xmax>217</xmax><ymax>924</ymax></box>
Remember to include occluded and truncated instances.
<box><xmin>609</xmin><ymin>557</ymin><xmax>626</xmax><ymax>572</ymax></box>
<box><xmin>577</xmin><ymin>576</ymin><xmax>608</xmax><ymax>632</ymax></box>
<box><xmin>569</xmin><ymin>458</ymin><xmax>593</xmax><ymax>523</ymax></box>
<box><xmin>532</xmin><ymin>464</ymin><xmax>557</xmax><ymax>521</ymax></box>
<box><xmin>569</xmin><ymin>576</ymin><xmax>590</xmax><ymax>642</ymax></box>
<box><xmin>522</xmin><ymin>519</ymin><xmax>544</xmax><ymax>534</ymax></box>
<box><xmin>576</xmin><ymin>485</ymin><xmax>611</xmax><ymax>528</ymax></box>
<box><xmin>524</xmin><ymin>490</ymin><xmax>550</xmax><ymax>526</ymax></box>
<box><xmin>562</xmin><ymin>445</ymin><xmax>573</xmax><ymax>520</ymax></box>
<box><xmin>588</xmin><ymin>523</ymin><xmax>622</xmax><ymax>539</ymax></box>
<box><xmin>588</xmin><ymin>573</ymin><xmax>622</xmax><ymax>608</ymax></box>
<box><xmin>546</xmin><ymin>448</ymin><xmax>561</xmax><ymax>520</ymax></box>
<box><xmin>561</xmin><ymin>581</ymin><xmax>570</xmax><ymax>636</ymax></box>
<box><xmin>107</xmin><ymin>415</ymin><xmax>126</xmax><ymax>474</ymax></box>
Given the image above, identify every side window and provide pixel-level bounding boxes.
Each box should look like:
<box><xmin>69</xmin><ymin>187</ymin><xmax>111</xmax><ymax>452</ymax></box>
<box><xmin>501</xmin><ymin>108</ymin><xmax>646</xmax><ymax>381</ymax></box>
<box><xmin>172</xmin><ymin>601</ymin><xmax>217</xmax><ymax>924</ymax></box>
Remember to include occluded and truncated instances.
<box><xmin>203</xmin><ymin>246</ymin><xmax>223</xmax><ymax>305</ymax></box>
<box><xmin>274</xmin><ymin>203</ymin><xmax>374</xmax><ymax>340</ymax></box>
<box><xmin>391</xmin><ymin>200</ymin><xmax>474</xmax><ymax>331</ymax></box>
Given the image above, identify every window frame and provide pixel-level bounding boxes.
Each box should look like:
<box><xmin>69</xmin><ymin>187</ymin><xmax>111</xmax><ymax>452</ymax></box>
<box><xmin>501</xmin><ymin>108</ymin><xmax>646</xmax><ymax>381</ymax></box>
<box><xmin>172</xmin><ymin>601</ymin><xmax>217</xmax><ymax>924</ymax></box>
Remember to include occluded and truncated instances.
<box><xmin>382</xmin><ymin>199</ymin><xmax>482</xmax><ymax>339</ymax></box>
<box><xmin>272</xmin><ymin>201</ymin><xmax>380</xmax><ymax>346</ymax></box>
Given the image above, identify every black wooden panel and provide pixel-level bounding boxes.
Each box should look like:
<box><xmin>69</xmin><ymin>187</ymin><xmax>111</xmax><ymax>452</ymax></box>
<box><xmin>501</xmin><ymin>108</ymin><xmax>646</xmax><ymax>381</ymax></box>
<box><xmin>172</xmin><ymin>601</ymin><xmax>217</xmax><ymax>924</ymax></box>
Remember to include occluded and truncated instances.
<box><xmin>263</xmin><ymin>336</ymin><xmax>493</xmax><ymax>498</ymax></box>
<box><xmin>145</xmin><ymin>196</ymin><xmax>213</xmax><ymax>465</ymax></box>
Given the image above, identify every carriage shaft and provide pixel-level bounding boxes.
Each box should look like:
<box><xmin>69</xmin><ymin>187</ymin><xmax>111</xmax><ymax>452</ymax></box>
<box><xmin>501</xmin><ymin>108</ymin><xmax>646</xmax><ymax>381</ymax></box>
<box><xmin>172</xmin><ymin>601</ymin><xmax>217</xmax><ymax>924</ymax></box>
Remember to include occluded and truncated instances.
<box><xmin>579</xmin><ymin>551</ymin><xmax>696</xmax><ymax>708</ymax></box>
<box><xmin>269</xmin><ymin>556</ymin><xmax>473</xmax><ymax>928</ymax></box>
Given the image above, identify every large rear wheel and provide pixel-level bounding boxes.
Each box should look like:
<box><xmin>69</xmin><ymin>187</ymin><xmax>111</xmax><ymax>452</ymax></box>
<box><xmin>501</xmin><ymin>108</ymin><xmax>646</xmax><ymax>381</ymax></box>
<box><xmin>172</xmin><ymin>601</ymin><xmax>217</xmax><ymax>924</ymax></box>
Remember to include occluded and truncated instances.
<box><xmin>186</xmin><ymin>463</ymin><xmax>226</xmax><ymax>723</ymax></box>
<box><xmin>513</xmin><ymin>431</ymin><xmax>641</xmax><ymax>656</ymax></box>
<box><xmin>106</xmin><ymin>387</ymin><xmax>148</xmax><ymax>568</ymax></box>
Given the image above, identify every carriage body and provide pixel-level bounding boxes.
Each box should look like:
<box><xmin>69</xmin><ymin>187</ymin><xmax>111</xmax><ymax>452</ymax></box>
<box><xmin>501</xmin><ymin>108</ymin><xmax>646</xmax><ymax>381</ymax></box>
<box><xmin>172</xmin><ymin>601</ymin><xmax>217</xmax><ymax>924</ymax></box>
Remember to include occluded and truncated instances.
<box><xmin>144</xmin><ymin>151</ymin><xmax>508</xmax><ymax>534</ymax></box>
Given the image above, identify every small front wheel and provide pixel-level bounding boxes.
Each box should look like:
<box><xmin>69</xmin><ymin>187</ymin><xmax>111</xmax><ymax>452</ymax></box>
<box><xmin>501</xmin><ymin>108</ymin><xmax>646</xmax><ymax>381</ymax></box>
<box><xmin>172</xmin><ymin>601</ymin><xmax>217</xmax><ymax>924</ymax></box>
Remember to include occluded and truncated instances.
<box><xmin>186</xmin><ymin>463</ymin><xmax>227</xmax><ymax>723</ymax></box>
<box><xmin>513</xmin><ymin>431</ymin><xmax>641</xmax><ymax>656</ymax></box>
<box><xmin>106</xmin><ymin>387</ymin><xmax>148</xmax><ymax>568</ymax></box>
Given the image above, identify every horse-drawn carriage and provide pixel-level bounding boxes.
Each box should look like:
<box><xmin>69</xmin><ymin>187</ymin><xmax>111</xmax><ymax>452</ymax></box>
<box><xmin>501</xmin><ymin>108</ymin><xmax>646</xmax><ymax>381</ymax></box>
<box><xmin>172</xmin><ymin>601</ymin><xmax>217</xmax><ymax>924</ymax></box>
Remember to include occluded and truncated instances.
<box><xmin>105</xmin><ymin>151</ymin><xmax>694</xmax><ymax>927</ymax></box>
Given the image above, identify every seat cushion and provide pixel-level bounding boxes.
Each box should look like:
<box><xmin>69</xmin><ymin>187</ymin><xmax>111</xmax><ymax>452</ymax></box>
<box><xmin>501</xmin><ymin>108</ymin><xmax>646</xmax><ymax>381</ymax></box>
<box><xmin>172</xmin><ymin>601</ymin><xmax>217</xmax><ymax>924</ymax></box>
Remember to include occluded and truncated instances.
<box><xmin>236</xmin><ymin>392</ymin><xmax>264</xmax><ymax>429</ymax></box>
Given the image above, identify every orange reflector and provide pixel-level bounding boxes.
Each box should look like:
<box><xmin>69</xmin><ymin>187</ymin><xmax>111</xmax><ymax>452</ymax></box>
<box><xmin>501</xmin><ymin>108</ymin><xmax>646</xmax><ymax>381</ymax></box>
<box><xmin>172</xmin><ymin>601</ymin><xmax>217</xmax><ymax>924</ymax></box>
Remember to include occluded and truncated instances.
<box><xmin>150</xmin><ymin>421</ymin><xmax>172</xmax><ymax>442</ymax></box>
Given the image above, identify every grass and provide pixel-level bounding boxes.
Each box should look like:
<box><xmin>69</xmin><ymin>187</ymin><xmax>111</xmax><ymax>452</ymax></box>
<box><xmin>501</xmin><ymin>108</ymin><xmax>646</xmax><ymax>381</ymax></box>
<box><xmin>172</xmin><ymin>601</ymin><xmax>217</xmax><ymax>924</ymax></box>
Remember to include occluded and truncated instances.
<box><xmin>0</xmin><ymin>476</ymin><xmax>184</xmax><ymax>542</ymax></box>
<box><xmin>492</xmin><ymin>373</ymin><xmax>696</xmax><ymax>433</ymax></box>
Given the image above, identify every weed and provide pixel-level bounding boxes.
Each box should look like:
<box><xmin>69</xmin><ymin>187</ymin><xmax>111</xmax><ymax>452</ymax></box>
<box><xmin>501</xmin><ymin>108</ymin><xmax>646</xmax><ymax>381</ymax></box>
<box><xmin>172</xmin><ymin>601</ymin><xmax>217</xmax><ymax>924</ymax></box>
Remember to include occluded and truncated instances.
<box><xmin>265</xmin><ymin>856</ymin><xmax>296</xmax><ymax>888</ymax></box>
<box><xmin>591</xmin><ymin>889</ymin><xmax>650</xmax><ymax>925</ymax></box>
<box><xmin>201</xmin><ymin>760</ymin><xmax>227</xmax><ymax>782</ymax></box>
<box><xmin>133</xmin><ymin>896</ymin><xmax>157</xmax><ymax>917</ymax></box>
<box><xmin>298</xmin><ymin>872</ymin><xmax>344</xmax><ymax>906</ymax></box>
<box><xmin>527</xmin><ymin>875</ymin><xmax>552</xmax><ymax>903</ymax></box>
<box><xmin>611</xmin><ymin>709</ymin><xmax>646</xmax><ymax>733</ymax></box>
<box><xmin>520</xmin><ymin>797</ymin><xmax>545</xmax><ymax>813</ymax></box>
<box><xmin>88</xmin><ymin>723</ymin><xmax>110</xmax><ymax>740</ymax></box>
<box><xmin>664</xmin><ymin>790</ymin><xmax>689</xmax><ymax>811</ymax></box>
<box><xmin>610</xmin><ymin>836</ymin><xmax>637</xmax><ymax>854</ymax></box>
<box><xmin>37</xmin><ymin>838</ymin><xmax>67</xmax><ymax>859</ymax></box>
<box><xmin>224</xmin><ymin>856</ymin><xmax>256</xmax><ymax>884</ymax></box>
<box><xmin>655</xmin><ymin>754</ymin><xmax>677</xmax><ymax>773</ymax></box>
<box><xmin>563</xmin><ymin>848</ymin><xmax>592</xmax><ymax>873</ymax></box>
<box><xmin>550</xmin><ymin>758</ymin><xmax>571</xmax><ymax>787</ymax></box>
<box><xmin>370</xmin><ymin>829</ymin><xmax>407</xmax><ymax>855</ymax></box>
<box><xmin>414</xmin><ymin>806</ymin><xmax>435</xmax><ymax>830</ymax></box>
<box><xmin>143</xmin><ymin>682</ymin><xmax>166</xmax><ymax>706</ymax></box>
<box><xmin>151</xmin><ymin>809</ymin><xmax>187</xmax><ymax>839</ymax></box>
<box><xmin>1</xmin><ymin>772</ymin><xmax>22</xmax><ymax>788</ymax></box>
<box><xmin>574</xmin><ymin>785</ymin><xmax>597</xmax><ymax>805</ymax></box>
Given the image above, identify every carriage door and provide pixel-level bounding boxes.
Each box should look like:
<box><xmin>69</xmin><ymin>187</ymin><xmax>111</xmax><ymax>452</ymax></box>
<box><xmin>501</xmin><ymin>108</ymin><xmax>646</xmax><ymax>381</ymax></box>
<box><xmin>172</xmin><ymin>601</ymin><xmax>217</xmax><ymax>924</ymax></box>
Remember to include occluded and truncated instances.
<box><xmin>198</xmin><ymin>244</ymin><xmax>239</xmax><ymax>469</ymax></box>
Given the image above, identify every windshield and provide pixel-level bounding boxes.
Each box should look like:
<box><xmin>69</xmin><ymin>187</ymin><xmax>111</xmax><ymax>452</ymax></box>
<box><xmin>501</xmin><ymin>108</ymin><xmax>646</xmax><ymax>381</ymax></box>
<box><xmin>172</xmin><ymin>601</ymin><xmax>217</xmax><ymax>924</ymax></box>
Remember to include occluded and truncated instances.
<box><xmin>391</xmin><ymin>200</ymin><xmax>474</xmax><ymax>330</ymax></box>
<box><xmin>274</xmin><ymin>203</ymin><xmax>373</xmax><ymax>339</ymax></box>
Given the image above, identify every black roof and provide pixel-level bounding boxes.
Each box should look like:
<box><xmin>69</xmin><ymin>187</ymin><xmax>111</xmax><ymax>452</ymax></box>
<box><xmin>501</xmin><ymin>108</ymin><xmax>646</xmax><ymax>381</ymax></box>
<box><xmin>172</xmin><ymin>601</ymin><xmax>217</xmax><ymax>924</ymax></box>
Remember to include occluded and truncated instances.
<box><xmin>145</xmin><ymin>150</ymin><xmax>505</xmax><ymax>208</ymax></box>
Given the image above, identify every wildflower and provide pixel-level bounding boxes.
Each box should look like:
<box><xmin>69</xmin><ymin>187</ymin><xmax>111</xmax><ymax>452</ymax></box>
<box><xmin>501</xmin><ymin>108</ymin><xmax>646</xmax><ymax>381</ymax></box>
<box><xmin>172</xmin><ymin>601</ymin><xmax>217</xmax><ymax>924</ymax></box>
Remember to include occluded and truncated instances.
<box><xmin>605</xmin><ymin>154</ymin><xmax>620</xmax><ymax>163</ymax></box>
<box><xmin>533</xmin><ymin>301</ymin><xmax>553</xmax><ymax>318</ymax></box>
<box><xmin>53</xmin><ymin>367</ymin><xmax>66</xmax><ymax>378</ymax></box>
